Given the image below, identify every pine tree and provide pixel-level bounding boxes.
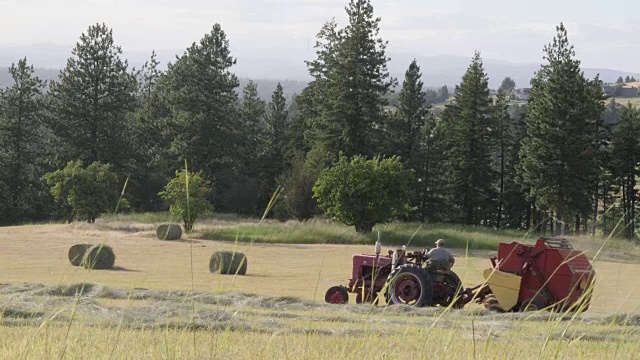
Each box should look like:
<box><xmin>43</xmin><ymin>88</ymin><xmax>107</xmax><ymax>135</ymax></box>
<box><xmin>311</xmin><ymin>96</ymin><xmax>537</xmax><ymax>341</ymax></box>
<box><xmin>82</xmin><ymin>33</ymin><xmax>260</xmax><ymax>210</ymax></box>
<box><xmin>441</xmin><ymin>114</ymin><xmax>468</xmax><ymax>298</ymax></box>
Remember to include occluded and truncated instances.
<box><xmin>129</xmin><ymin>51</ymin><xmax>172</xmax><ymax>211</ymax></box>
<box><xmin>265</xmin><ymin>83</ymin><xmax>289</xmax><ymax>179</ymax></box>
<box><xmin>518</xmin><ymin>24</ymin><xmax>604</xmax><ymax>234</ymax></box>
<box><xmin>48</xmin><ymin>23</ymin><xmax>137</xmax><ymax>172</ymax></box>
<box><xmin>164</xmin><ymin>23</ymin><xmax>240</xmax><ymax>209</ymax></box>
<box><xmin>306</xmin><ymin>0</ymin><xmax>394</xmax><ymax>158</ymax></box>
<box><xmin>233</xmin><ymin>80</ymin><xmax>268</xmax><ymax>214</ymax></box>
<box><xmin>413</xmin><ymin>114</ymin><xmax>451</xmax><ymax>222</ymax></box>
<box><xmin>610</xmin><ymin>104</ymin><xmax>640</xmax><ymax>239</ymax></box>
<box><xmin>0</xmin><ymin>58</ymin><xmax>48</xmax><ymax>224</ymax></box>
<box><xmin>389</xmin><ymin>59</ymin><xmax>429</xmax><ymax>163</ymax></box>
<box><xmin>441</xmin><ymin>52</ymin><xmax>496</xmax><ymax>225</ymax></box>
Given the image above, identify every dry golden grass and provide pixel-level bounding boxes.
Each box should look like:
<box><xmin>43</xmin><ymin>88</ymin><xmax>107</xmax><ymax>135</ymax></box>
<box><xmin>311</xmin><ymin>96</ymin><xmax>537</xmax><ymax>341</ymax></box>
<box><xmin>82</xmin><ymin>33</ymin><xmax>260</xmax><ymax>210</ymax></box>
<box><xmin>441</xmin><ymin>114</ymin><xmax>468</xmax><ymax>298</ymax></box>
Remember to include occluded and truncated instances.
<box><xmin>0</xmin><ymin>221</ymin><xmax>638</xmax><ymax>313</ymax></box>
<box><xmin>1</xmin><ymin>220</ymin><xmax>640</xmax><ymax>359</ymax></box>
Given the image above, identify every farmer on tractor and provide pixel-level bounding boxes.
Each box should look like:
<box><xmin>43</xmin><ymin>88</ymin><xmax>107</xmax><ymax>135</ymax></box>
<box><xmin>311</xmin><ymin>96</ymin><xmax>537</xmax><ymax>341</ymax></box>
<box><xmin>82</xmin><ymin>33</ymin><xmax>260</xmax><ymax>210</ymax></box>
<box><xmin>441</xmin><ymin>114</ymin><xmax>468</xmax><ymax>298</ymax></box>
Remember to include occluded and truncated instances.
<box><xmin>425</xmin><ymin>239</ymin><xmax>455</xmax><ymax>271</ymax></box>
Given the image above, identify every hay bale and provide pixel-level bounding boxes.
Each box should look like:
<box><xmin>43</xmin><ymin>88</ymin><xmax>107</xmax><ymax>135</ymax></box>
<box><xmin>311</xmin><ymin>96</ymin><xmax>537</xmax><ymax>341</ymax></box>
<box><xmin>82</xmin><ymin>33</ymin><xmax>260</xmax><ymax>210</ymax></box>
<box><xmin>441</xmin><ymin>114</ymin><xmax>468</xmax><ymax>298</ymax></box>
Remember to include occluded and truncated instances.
<box><xmin>209</xmin><ymin>251</ymin><xmax>248</xmax><ymax>275</ymax></box>
<box><xmin>68</xmin><ymin>243</ymin><xmax>92</xmax><ymax>266</ymax></box>
<box><xmin>156</xmin><ymin>223</ymin><xmax>182</xmax><ymax>241</ymax></box>
<box><xmin>82</xmin><ymin>244</ymin><xmax>116</xmax><ymax>270</ymax></box>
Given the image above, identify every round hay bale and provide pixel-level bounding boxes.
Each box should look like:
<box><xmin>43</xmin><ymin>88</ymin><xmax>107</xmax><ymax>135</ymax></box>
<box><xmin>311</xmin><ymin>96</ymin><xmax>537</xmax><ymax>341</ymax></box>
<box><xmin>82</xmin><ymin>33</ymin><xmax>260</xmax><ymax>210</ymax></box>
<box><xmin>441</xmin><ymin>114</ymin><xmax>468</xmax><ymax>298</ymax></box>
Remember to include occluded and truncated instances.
<box><xmin>209</xmin><ymin>251</ymin><xmax>248</xmax><ymax>275</ymax></box>
<box><xmin>68</xmin><ymin>243</ymin><xmax>92</xmax><ymax>266</ymax></box>
<box><xmin>82</xmin><ymin>244</ymin><xmax>116</xmax><ymax>270</ymax></box>
<box><xmin>156</xmin><ymin>223</ymin><xmax>182</xmax><ymax>241</ymax></box>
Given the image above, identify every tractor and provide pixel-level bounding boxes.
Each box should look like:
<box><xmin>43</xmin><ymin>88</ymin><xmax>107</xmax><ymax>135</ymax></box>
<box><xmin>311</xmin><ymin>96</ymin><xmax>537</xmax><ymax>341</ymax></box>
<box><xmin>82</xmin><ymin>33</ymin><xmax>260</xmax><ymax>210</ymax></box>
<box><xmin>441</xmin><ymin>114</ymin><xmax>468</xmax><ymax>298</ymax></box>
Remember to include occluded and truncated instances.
<box><xmin>324</xmin><ymin>236</ymin><xmax>463</xmax><ymax>307</ymax></box>
<box><xmin>325</xmin><ymin>236</ymin><xmax>596</xmax><ymax>313</ymax></box>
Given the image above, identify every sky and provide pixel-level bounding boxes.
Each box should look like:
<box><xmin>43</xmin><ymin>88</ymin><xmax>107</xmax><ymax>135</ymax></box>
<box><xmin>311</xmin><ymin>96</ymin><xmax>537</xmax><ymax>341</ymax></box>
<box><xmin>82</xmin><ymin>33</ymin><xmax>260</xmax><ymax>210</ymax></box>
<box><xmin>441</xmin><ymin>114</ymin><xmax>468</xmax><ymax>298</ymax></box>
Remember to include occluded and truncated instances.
<box><xmin>1</xmin><ymin>0</ymin><xmax>639</xmax><ymax>72</ymax></box>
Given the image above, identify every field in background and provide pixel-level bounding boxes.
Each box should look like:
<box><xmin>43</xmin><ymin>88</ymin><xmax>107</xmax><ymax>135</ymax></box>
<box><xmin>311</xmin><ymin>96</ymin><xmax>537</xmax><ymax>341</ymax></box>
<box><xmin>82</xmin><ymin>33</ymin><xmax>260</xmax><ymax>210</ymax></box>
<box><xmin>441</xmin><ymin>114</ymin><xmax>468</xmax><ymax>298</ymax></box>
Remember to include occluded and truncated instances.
<box><xmin>1</xmin><ymin>215</ymin><xmax>640</xmax><ymax>358</ymax></box>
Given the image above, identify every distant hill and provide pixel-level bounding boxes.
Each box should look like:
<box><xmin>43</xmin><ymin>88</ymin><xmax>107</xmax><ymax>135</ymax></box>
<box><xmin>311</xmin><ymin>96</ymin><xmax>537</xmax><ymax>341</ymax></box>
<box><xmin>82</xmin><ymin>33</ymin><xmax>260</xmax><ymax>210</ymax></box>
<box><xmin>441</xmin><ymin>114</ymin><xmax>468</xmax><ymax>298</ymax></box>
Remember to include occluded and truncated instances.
<box><xmin>0</xmin><ymin>66</ymin><xmax>307</xmax><ymax>102</ymax></box>
<box><xmin>2</xmin><ymin>43</ymin><xmax>640</xmax><ymax>93</ymax></box>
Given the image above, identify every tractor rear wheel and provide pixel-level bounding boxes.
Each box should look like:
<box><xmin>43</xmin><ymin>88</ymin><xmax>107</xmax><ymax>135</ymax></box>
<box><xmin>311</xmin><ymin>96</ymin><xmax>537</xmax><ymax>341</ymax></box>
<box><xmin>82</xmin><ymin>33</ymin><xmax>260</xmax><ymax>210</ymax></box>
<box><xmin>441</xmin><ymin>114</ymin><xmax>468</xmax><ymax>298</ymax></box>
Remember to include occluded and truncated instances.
<box><xmin>388</xmin><ymin>265</ymin><xmax>433</xmax><ymax>307</ymax></box>
<box><xmin>325</xmin><ymin>286</ymin><xmax>349</xmax><ymax>304</ymax></box>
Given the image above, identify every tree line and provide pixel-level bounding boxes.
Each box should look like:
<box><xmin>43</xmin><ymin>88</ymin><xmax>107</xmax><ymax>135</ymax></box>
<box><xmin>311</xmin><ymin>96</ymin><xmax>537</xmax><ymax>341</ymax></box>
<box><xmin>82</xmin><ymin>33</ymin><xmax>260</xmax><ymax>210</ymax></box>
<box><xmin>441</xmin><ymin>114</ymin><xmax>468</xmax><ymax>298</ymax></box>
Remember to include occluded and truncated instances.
<box><xmin>0</xmin><ymin>0</ymin><xmax>638</xmax><ymax>240</ymax></box>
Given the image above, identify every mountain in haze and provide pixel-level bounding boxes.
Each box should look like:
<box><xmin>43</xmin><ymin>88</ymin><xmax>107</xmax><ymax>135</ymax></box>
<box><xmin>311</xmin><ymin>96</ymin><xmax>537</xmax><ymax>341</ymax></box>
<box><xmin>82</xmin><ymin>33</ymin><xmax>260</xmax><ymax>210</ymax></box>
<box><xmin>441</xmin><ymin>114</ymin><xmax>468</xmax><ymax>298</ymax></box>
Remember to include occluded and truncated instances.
<box><xmin>2</xmin><ymin>43</ymin><xmax>640</xmax><ymax>93</ymax></box>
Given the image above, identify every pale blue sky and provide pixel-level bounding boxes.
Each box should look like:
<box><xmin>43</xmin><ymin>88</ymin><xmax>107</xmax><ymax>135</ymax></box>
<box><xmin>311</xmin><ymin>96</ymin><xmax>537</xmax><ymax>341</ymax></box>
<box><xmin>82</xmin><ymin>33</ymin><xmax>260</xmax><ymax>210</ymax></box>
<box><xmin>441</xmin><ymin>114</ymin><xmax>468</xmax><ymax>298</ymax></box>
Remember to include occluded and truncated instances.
<box><xmin>0</xmin><ymin>0</ymin><xmax>638</xmax><ymax>71</ymax></box>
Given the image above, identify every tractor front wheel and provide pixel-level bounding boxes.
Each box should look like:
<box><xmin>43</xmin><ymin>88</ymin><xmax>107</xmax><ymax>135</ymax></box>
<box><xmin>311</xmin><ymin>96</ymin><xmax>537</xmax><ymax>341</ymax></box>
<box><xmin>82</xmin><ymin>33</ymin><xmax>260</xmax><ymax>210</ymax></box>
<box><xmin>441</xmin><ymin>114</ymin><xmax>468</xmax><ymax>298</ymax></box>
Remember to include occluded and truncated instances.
<box><xmin>325</xmin><ymin>286</ymin><xmax>349</xmax><ymax>304</ymax></box>
<box><xmin>388</xmin><ymin>265</ymin><xmax>433</xmax><ymax>307</ymax></box>
<box><xmin>519</xmin><ymin>298</ymin><xmax>546</xmax><ymax>312</ymax></box>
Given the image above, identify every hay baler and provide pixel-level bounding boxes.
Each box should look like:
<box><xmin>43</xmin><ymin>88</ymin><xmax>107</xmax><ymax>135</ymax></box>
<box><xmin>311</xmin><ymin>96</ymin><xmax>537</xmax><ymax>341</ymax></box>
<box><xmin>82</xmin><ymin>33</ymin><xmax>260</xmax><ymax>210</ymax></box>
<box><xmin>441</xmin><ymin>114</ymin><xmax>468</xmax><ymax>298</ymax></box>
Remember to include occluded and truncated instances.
<box><xmin>325</xmin><ymin>237</ymin><xmax>596</xmax><ymax>312</ymax></box>
<box><xmin>467</xmin><ymin>238</ymin><xmax>596</xmax><ymax>312</ymax></box>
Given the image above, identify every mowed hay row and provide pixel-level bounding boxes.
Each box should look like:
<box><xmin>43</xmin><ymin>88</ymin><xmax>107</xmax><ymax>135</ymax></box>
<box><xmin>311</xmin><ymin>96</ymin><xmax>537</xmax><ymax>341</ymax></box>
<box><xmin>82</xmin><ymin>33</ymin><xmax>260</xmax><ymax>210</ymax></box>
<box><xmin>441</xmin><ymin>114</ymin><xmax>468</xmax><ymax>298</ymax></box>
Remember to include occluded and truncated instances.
<box><xmin>209</xmin><ymin>251</ymin><xmax>248</xmax><ymax>275</ymax></box>
<box><xmin>156</xmin><ymin>223</ymin><xmax>182</xmax><ymax>241</ymax></box>
<box><xmin>68</xmin><ymin>243</ymin><xmax>92</xmax><ymax>266</ymax></box>
<box><xmin>82</xmin><ymin>244</ymin><xmax>116</xmax><ymax>270</ymax></box>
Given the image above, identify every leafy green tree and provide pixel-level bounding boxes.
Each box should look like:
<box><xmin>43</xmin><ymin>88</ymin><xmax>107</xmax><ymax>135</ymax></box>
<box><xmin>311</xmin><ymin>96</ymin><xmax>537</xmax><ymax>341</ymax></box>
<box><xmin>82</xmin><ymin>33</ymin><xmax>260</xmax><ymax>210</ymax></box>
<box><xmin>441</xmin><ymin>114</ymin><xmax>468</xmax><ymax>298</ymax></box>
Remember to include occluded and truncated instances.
<box><xmin>159</xmin><ymin>170</ymin><xmax>213</xmax><ymax>232</ymax></box>
<box><xmin>48</xmin><ymin>23</ymin><xmax>137</xmax><ymax>172</ymax></box>
<box><xmin>610</xmin><ymin>104</ymin><xmax>640</xmax><ymax>239</ymax></box>
<box><xmin>518</xmin><ymin>24</ymin><xmax>604</xmax><ymax>234</ymax></box>
<box><xmin>0</xmin><ymin>58</ymin><xmax>49</xmax><ymax>225</ymax></box>
<box><xmin>313</xmin><ymin>155</ymin><xmax>412</xmax><ymax>233</ymax></box>
<box><xmin>44</xmin><ymin>160</ymin><xmax>120</xmax><ymax>223</ymax></box>
<box><xmin>441</xmin><ymin>52</ymin><xmax>497</xmax><ymax>225</ymax></box>
<box><xmin>164</xmin><ymin>24</ymin><xmax>240</xmax><ymax>210</ymax></box>
<box><xmin>499</xmin><ymin>77</ymin><xmax>516</xmax><ymax>93</ymax></box>
<box><xmin>276</xmin><ymin>151</ymin><xmax>321</xmax><ymax>220</ymax></box>
<box><xmin>306</xmin><ymin>0</ymin><xmax>394</xmax><ymax>158</ymax></box>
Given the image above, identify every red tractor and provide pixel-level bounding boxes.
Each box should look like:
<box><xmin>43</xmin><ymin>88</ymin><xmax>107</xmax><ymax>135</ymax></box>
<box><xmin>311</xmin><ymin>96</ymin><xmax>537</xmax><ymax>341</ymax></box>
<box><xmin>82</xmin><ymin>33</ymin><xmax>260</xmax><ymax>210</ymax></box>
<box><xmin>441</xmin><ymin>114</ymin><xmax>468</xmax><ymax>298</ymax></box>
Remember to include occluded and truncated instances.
<box><xmin>325</xmin><ymin>239</ymin><xmax>463</xmax><ymax>307</ymax></box>
<box><xmin>325</xmin><ymin>237</ymin><xmax>596</xmax><ymax>312</ymax></box>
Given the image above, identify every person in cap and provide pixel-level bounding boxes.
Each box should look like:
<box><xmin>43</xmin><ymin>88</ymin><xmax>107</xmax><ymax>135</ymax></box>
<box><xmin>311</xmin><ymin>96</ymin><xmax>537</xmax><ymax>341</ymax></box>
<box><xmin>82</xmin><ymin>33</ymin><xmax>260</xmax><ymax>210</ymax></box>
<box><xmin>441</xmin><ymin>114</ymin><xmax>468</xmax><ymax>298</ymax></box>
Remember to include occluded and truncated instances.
<box><xmin>426</xmin><ymin>239</ymin><xmax>455</xmax><ymax>270</ymax></box>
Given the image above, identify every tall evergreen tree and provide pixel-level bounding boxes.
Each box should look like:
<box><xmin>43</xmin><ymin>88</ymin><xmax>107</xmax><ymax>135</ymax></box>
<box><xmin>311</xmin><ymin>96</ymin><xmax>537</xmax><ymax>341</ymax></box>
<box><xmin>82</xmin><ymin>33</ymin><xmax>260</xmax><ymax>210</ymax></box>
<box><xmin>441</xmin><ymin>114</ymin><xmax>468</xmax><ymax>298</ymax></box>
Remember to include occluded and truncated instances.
<box><xmin>518</xmin><ymin>24</ymin><xmax>604</xmax><ymax>234</ymax></box>
<box><xmin>413</xmin><ymin>114</ymin><xmax>451</xmax><ymax>222</ymax></box>
<box><xmin>389</xmin><ymin>59</ymin><xmax>429</xmax><ymax>163</ymax></box>
<box><xmin>610</xmin><ymin>104</ymin><xmax>640</xmax><ymax>239</ymax></box>
<box><xmin>233</xmin><ymin>80</ymin><xmax>268</xmax><ymax>214</ymax></box>
<box><xmin>441</xmin><ymin>52</ymin><xmax>496</xmax><ymax>225</ymax></box>
<box><xmin>164</xmin><ymin>23</ymin><xmax>240</xmax><ymax>209</ymax></box>
<box><xmin>265</xmin><ymin>83</ymin><xmax>289</xmax><ymax>179</ymax></box>
<box><xmin>129</xmin><ymin>51</ymin><xmax>172</xmax><ymax>211</ymax></box>
<box><xmin>48</xmin><ymin>23</ymin><xmax>137</xmax><ymax>172</ymax></box>
<box><xmin>306</xmin><ymin>0</ymin><xmax>394</xmax><ymax>158</ymax></box>
<box><xmin>0</xmin><ymin>58</ymin><xmax>48</xmax><ymax>224</ymax></box>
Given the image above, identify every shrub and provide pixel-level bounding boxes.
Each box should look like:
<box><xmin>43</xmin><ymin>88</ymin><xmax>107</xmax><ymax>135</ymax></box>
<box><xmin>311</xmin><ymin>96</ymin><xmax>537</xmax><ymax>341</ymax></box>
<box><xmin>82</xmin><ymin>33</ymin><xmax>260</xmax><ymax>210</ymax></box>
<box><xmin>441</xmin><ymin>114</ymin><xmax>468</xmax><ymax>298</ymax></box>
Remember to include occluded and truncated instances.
<box><xmin>158</xmin><ymin>170</ymin><xmax>213</xmax><ymax>232</ymax></box>
<box><xmin>43</xmin><ymin>160</ymin><xmax>120</xmax><ymax>223</ymax></box>
<box><xmin>276</xmin><ymin>152</ymin><xmax>322</xmax><ymax>220</ymax></box>
<box><xmin>313</xmin><ymin>155</ymin><xmax>413</xmax><ymax>234</ymax></box>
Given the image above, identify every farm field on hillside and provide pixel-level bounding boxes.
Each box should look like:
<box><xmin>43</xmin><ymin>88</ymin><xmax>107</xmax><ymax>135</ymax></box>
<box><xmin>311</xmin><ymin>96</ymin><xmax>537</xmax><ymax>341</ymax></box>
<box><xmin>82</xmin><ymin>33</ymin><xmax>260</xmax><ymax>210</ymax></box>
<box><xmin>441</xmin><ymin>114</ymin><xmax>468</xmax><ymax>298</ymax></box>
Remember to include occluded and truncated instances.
<box><xmin>1</xmin><ymin>220</ymin><xmax>639</xmax><ymax>359</ymax></box>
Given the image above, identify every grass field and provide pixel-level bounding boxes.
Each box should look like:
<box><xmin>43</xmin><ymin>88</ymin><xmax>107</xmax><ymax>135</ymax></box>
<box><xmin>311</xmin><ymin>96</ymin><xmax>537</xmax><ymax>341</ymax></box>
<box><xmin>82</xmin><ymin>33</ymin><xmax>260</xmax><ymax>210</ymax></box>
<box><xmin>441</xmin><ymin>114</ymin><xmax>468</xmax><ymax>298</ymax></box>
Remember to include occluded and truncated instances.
<box><xmin>1</xmin><ymin>216</ymin><xmax>640</xmax><ymax>359</ymax></box>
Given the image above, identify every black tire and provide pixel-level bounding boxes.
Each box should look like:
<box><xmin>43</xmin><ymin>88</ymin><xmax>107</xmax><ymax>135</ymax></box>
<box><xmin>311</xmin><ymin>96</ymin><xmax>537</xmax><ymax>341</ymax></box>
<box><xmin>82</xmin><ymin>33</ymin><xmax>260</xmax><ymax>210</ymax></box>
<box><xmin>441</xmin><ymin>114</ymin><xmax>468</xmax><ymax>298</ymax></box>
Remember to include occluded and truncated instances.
<box><xmin>443</xmin><ymin>271</ymin><xmax>465</xmax><ymax>308</ymax></box>
<box><xmin>519</xmin><ymin>297</ymin><xmax>546</xmax><ymax>312</ymax></box>
<box><xmin>388</xmin><ymin>265</ymin><xmax>433</xmax><ymax>307</ymax></box>
<box><xmin>325</xmin><ymin>286</ymin><xmax>349</xmax><ymax>304</ymax></box>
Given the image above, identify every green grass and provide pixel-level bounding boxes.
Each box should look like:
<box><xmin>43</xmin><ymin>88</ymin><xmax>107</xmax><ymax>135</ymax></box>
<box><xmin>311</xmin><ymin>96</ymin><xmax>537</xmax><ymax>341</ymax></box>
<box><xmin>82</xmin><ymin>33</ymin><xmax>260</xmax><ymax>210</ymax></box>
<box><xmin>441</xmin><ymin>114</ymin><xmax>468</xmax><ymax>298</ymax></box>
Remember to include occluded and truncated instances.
<box><xmin>198</xmin><ymin>219</ymin><xmax>535</xmax><ymax>250</ymax></box>
<box><xmin>99</xmin><ymin>211</ymin><xmax>247</xmax><ymax>224</ymax></box>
